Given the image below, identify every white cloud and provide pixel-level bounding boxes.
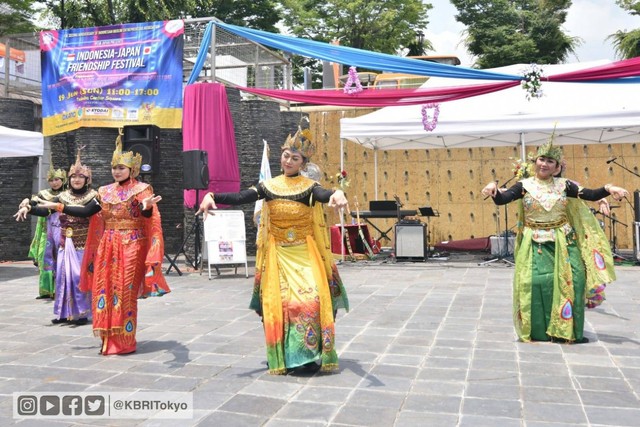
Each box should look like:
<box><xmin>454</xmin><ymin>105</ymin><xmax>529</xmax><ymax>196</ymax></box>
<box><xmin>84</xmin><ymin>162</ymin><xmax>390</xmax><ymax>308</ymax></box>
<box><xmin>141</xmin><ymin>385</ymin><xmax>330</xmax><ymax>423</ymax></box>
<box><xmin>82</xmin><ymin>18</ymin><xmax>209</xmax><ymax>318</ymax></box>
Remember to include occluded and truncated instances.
<box><xmin>424</xmin><ymin>0</ymin><xmax>640</xmax><ymax>67</ymax></box>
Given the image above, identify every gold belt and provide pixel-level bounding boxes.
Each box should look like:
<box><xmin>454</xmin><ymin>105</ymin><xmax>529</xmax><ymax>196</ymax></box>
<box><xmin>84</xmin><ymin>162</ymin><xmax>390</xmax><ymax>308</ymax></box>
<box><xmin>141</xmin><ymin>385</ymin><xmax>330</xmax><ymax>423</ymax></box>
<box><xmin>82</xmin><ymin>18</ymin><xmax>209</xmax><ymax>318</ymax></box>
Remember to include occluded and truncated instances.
<box><xmin>105</xmin><ymin>219</ymin><xmax>144</xmax><ymax>230</ymax></box>
<box><xmin>270</xmin><ymin>225</ymin><xmax>313</xmax><ymax>246</ymax></box>
<box><xmin>525</xmin><ymin>218</ymin><xmax>568</xmax><ymax>229</ymax></box>
<box><xmin>65</xmin><ymin>227</ymin><xmax>88</xmax><ymax>238</ymax></box>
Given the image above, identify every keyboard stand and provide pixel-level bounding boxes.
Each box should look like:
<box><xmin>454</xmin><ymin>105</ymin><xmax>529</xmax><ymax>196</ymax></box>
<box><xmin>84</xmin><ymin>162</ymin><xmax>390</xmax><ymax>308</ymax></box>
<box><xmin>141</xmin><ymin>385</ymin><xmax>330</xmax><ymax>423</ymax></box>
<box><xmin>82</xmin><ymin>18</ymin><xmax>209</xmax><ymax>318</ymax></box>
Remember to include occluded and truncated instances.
<box><xmin>361</xmin><ymin>219</ymin><xmax>393</xmax><ymax>242</ymax></box>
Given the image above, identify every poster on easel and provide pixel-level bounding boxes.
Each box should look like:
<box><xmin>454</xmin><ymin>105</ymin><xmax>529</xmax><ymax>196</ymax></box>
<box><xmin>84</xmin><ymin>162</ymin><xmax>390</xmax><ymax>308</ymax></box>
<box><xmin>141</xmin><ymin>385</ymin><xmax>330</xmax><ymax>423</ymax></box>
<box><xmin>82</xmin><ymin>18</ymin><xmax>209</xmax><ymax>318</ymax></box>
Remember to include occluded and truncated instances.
<box><xmin>203</xmin><ymin>210</ymin><xmax>248</xmax><ymax>278</ymax></box>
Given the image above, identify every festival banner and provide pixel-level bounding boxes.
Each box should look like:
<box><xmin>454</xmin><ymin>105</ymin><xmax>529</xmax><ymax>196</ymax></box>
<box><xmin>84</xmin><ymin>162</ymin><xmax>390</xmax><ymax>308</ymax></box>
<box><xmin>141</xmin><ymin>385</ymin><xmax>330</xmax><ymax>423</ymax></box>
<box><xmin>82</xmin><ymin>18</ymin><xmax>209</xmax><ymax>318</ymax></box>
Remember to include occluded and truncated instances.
<box><xmin>40</xmin><ymin>20</ymin><xmax>184</xmax><ymax>136</ymax></box>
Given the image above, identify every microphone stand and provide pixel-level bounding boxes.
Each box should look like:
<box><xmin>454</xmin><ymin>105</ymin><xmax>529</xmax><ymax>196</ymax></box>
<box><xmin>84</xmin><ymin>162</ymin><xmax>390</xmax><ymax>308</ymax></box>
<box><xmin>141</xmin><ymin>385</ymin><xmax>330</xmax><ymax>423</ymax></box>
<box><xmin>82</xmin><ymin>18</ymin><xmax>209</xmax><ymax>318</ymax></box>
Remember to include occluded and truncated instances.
<box><xmin>607</xmin><ymin>159</ymin><xmax>640</xmax><ymax>263</ymax></box>
<box><xmin>608</xmin><ymin>159</ymin><xmax>640</xmax><ymax>178</ymax></box>
<box><xmin>480</xmin><ymin>176</ymin><xmax>516</xmax><ymax>267</ymax></box>
<box><xmin>598</xmin><ymin>209</ymin><xmax>628</xmax><ymax>259</ymax></box>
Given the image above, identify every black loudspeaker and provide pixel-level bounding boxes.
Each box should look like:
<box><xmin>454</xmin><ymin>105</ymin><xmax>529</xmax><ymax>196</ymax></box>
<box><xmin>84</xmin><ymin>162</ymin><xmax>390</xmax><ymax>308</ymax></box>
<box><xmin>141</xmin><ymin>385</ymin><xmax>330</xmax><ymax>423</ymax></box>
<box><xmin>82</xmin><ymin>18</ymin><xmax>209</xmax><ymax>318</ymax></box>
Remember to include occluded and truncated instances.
<box><xmin>395</xmin><ymin>223</ymin><xmax>427</xmax><ymax>260</ymax></box>
<box><xmin>122</xmin><ymin>125</ymin><xmax>160</xmax><ymax>175</ymax></box>
<box><xmin>634</xmin><ymin>190</ymin><xmax>640</xmax><ymax>222</ymax></box>
<box><xmin>183</xmin><ymin>150</ymin><xmax>209</xmax><ymax>190</ymax></box>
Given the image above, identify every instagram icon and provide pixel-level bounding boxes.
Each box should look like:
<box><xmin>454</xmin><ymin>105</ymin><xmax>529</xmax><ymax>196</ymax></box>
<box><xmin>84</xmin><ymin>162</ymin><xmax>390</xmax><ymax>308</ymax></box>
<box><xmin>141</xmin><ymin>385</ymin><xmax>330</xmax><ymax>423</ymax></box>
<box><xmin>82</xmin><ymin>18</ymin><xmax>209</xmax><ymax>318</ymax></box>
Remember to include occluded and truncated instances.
<box><xmin>17</xmin><ymin>395</ymin><xmax>38</xmax><ymax>416</ymax></box>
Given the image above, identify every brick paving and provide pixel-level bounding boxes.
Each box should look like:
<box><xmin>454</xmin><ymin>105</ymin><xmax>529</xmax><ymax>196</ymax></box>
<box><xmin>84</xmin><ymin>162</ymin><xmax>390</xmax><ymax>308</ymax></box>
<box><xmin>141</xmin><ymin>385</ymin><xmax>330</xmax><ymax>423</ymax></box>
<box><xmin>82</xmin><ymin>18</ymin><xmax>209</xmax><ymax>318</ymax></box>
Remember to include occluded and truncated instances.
<box><xmin>1</xmin><ymin>253</ymin><xmax>639</xmax><ymax>426</ymax></box>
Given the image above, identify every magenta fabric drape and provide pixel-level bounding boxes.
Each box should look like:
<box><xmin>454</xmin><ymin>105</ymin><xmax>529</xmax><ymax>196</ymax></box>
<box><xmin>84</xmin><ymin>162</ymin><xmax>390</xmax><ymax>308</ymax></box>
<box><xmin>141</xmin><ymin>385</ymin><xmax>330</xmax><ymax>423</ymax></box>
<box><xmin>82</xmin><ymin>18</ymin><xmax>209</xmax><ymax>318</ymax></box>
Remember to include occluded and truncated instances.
<box><xmin>183</xmin><ymin>82</ymin><xmax>240</xmax><ymax>208</ymax></box>
<box><xmin>236</xmin><ymin>81</ymin><xmax>519</xmax><ymax>107</ymax></box>
<box><xmin>548</xmin><ymin>56</ymin><xmax>640</xmax><ymax>82</ymax></box>
<box><xmin>232</xmin><ymin>57</ymin><xmax>640</xmax><ymax>108</ymax></box>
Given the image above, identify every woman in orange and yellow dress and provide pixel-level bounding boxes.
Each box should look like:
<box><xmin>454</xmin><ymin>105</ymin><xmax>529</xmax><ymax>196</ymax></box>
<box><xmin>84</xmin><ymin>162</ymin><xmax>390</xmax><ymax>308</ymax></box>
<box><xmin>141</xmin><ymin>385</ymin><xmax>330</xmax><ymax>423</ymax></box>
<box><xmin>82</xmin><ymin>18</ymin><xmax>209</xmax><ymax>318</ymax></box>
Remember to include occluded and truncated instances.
<box><xmin>198</xmin><ymin>127</ymin><xmax>349</xmax><ymax>374</ymax></box>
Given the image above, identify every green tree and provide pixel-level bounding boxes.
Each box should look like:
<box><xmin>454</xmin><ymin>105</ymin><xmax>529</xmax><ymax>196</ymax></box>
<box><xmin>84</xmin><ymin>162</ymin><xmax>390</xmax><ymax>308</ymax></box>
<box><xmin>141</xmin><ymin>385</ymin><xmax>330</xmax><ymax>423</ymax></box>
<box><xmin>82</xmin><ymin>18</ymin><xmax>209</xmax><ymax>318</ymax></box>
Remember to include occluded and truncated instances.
<box><xmin>280</xmin><ymin>0</ymin><xmax>431</xmax><ymax>53</ymax></box>
<box><xmin>451</xmin><ymin>0</ymin><xmax>579</xmax><ymax>68</ymax></box>
<box><xmin>191</xmin><ymin>0</ymin><xmax>281</xmax><ymax>32</ymax></box>
<box><xmin>0</xmin><ymin>0</ymin><xmax>38</xmax><ymax>36</ymax></box>
<box><xmin>609</xmin><ymin>1</ymin><xmax>640</xmax><ymax>58</ymax></box>
<box><xmin>35</xmin><ymin>0</ymin><xmax>279</xmax><ymax>30</ymax></box>
<box><xmin>279</xmin><ymin>0</ymin><xmax>432</xmax><ymax>87</ymax></box>
<box><xmin>35</xmin><ymin>0</ymin><xmax>200</xmax><ymax>29</ymax></box>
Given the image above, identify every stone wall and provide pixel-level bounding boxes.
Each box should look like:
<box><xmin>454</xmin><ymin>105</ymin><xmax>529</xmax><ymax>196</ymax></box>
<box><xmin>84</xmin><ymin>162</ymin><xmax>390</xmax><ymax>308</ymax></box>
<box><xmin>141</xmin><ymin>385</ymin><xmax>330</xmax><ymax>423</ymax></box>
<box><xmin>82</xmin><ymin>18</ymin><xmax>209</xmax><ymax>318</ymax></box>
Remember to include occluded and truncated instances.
<box><xmin>309</xmin><ymin>110</ymin><xmax>640</xmax><ymax>250</ymax></box>
<box><xmin>0</xmin><ymin>88</ymin><xmax>311</xmax><ymax>262</ymax></box>
<box><xmin>4</xmin><ymin>93</ymin><xmax>639</xmax><ymax>261</ymax></box>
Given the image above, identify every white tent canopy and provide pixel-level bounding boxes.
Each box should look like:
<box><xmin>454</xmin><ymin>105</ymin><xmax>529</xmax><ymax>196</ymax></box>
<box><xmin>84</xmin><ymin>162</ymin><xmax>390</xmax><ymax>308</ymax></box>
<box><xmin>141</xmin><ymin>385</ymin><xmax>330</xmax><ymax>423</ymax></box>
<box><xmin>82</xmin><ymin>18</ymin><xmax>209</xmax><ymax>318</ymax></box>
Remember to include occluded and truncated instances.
<box><xmin>340</xmin><ymin>60</ymin><xmax>640</xmax><ymax>197</ymax></box>
<box><xmin>341</xmin><ymin>60</ymin><xmax>640</xmax><ymax>150</ymax></box>
<box><xmin>0</xmin><ymin>125</ymin><xmax>44</xmax><ymax>158</ymax></box>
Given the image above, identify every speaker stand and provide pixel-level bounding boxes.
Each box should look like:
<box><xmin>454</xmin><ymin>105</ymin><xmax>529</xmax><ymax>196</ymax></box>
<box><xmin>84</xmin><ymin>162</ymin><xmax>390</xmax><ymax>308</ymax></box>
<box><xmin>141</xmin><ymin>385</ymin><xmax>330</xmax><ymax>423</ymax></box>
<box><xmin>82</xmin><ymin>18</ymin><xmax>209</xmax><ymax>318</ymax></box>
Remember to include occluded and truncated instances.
<box><xmin>166</xmin><ymin>190</ymin><xmax>218</xmax><ymax>275</ymax></box>
<box><xmin>165</xmin><ymin>252</ymin><xmax>183</xmax><ymax>276</ymax></box>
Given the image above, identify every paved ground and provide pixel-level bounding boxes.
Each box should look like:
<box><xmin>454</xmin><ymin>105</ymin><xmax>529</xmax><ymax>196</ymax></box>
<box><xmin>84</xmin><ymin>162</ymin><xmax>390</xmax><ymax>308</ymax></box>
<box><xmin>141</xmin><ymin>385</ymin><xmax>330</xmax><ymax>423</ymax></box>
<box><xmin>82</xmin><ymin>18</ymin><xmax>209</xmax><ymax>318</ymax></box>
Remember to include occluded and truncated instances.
<box><xmin>1</xmin><ymin>252</ymin><xmax>639</xmax><ymax>427</ymax></box>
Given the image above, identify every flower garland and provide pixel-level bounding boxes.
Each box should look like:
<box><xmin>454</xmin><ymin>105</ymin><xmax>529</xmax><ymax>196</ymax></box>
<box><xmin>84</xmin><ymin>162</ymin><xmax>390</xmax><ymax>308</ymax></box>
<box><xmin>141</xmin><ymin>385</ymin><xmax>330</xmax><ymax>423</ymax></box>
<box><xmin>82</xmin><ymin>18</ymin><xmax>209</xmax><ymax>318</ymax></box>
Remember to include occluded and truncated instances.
<box><xmin>521</xmin><ymin>63</ymin><xmax>544</xmax><ymax>100</ymax></box>
<box><xmin>343</xmin><ymin>66</ymin><xmax>363</xmax><ymax>95</ymax></box>
<box><xmin>335</xmin><ymin>170</ymin><xmax>350</xmax><ymax>190</ymax></box>
<box><xmin>421</xmin><ymin>103</ymin><xmax>440</xmax><ymax>131</ymax></box>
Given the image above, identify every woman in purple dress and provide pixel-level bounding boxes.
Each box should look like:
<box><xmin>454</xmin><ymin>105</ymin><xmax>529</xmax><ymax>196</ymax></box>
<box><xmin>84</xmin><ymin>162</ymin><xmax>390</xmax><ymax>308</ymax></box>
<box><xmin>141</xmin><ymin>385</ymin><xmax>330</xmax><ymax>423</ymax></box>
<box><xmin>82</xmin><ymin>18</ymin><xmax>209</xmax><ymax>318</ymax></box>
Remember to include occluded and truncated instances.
<box><xmin>15</xmin><ymin>150</ymin><xmax>95</xmax><ymax>325</ymax></box>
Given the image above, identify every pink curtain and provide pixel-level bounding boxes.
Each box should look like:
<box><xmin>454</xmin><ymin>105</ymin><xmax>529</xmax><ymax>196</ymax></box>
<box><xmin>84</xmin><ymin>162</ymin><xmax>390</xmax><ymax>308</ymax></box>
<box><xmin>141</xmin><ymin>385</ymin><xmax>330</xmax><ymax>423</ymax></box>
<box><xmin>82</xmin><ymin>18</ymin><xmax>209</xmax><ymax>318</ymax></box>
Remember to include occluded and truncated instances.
<box><xmin>182</xmin><ymin>83</ymin><xmax>240</xmax><ymax>208</ymax></box>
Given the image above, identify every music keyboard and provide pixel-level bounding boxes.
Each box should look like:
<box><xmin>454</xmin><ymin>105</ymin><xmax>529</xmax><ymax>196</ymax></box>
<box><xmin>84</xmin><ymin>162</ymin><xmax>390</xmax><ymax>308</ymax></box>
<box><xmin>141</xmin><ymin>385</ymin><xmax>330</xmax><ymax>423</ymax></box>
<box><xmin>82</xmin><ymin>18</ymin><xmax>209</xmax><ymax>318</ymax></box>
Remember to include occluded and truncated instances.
<box><xmin>352</xmin><ymin>210</ymin><xmax>417</xmax><ymax>219</ymax></box>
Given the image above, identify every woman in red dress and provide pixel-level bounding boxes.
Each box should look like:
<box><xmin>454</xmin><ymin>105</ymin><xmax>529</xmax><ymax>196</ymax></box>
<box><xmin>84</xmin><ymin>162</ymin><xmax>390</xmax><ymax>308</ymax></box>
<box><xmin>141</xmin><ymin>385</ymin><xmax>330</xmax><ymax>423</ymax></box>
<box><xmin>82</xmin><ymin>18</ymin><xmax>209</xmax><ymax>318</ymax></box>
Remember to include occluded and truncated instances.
<box><xmin>39</xmin><ymin>134</ymin><xmax>170</xmax><ymax>354</ymax></box>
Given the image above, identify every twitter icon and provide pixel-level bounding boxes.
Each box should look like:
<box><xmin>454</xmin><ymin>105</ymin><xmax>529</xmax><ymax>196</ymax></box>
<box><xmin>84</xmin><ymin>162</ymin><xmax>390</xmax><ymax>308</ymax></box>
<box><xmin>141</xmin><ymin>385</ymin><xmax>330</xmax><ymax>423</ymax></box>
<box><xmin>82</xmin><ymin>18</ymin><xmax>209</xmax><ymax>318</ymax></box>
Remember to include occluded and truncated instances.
<box><xmin>84</xmin><ymin>396</ymin><xmax>105</xmax><ymax>415</ymax></box>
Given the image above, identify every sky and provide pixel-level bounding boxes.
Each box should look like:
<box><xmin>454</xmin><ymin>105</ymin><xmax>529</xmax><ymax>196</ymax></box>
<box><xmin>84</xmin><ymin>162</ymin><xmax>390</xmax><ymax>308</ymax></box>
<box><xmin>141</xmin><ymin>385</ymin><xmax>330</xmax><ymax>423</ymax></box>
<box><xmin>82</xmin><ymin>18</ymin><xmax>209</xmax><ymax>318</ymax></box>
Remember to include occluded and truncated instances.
<box><xmin>425</xmin><ymin>0</ymin><xmax>640</xmax><ymax>67</ymax></box>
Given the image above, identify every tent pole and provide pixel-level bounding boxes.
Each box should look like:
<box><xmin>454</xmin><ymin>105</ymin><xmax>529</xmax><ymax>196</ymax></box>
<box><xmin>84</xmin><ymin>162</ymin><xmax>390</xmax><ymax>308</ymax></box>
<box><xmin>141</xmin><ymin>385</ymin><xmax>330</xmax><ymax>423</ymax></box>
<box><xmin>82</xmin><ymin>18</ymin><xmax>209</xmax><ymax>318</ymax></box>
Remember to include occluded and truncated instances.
<box><xmin>340</xmin><ymin>138</ymin><xmax>345</xmax><ymax>263</ymax></box>
<box><xmin>37</xmin><ymin>155</ymin><xmax>43</xmax><ymax>191</ymax></box>
<box><xmin>374</xmin><ymin>149</ymin><xmax>378</xmax><ymax>200</ymax></box>
<box><xmin>520</xmin><ymin>132</ymin><xmax>525</xmax><ymax>160</ymax></box>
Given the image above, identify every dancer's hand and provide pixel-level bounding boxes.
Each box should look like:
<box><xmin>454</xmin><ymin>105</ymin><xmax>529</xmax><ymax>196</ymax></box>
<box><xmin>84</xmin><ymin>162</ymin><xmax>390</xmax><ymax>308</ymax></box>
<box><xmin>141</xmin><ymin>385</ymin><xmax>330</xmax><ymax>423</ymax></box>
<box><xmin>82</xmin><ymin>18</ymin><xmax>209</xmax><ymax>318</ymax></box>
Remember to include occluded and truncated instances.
<box><xmin>481</xmin><ymin>182</ymin><xmax>498</xmax><ymax>198</ymax></box>
<box><xmin>13</xmin><ymin>206</ymin><xmax>29</xmax><ymax>221</ymax></box>
<box><xmin>328</xmin><ymin>189</ymin><xmax>348</xmax><ymax>209</ymax></box>
<box><xmin>196</xmin><ymin>192</ymin><xmax>217</xmax><ymax>220</ymax></box>
<box><xmin>597</xmin><ymin>198</ymin><xmax>610</xmax><ymax>216</ymax></box>
<box><xmin>142</xmin><ymin>194</ymin><xmax>162</xmax><ymax>210</ymax></box>
<box><xmin>605</xmin><ymin>184</ymin><xmax>628</xmax><ymax>202</ymax></box>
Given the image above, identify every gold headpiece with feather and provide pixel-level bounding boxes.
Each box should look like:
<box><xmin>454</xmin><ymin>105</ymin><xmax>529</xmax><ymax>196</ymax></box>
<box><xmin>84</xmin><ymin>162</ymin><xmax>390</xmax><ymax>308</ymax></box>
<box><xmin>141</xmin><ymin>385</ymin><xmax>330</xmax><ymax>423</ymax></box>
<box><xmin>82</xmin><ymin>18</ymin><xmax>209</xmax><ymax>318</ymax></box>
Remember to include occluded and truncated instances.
<box><xmin>111</xmin><ymin>129</ymin><xmax>142</xmax><ymax>178</ymax></box>
<box><xmin>46</xmin><ymin>151</ymin><xmax>67</xmax><ymax>183</ymax></box>
<box><xmin>282</xmin><ymin>126</ymin><xmax>316</xmax><ymax>159</ymax></box>
<box><xmin>535</xmin><ymin>125</ymin><xmax>563</xmax><ymax>162</ymax></box>
<box><xmin>68</xmin><ymin>145</ymin><xmax>92</xmax><ymax>184</ymax></box>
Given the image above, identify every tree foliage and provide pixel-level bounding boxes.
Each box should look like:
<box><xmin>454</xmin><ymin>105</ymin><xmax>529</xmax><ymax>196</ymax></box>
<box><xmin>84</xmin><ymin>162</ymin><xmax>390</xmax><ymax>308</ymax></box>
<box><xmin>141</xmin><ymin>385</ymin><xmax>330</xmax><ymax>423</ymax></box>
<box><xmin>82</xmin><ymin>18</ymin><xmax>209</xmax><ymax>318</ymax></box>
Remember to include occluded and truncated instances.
<box><xmin>279</xmin><ymin>0</ymin><xmax>431</xmax><ymax>54</ymax></box>
<box><xmin>191</xmin><ymin>0</ymin><xmax>281</xmax><ymax>33</ymax></box>
<box><xmin>450</xmin><ymin>0</ymin><xmax>580</xmax><ymax>68</ymax></box>
<box><xmin>610</xmin><ymin>1</ymin><xmax>640</xmax><ymax>58</ymax></box>
<box><xmin>0</xmin><ymin>0</ymin><xmax>38</xmax><ymax>36</ymax></box>
<box><xmin>33</xmin><ymin>0</ymin><xmax>279</xmax><ymax>30</ymax></box>
<box><xmin>279</xmin><ymin>0</ymin><xmax>432</xmax><ymax>87</ymax></box>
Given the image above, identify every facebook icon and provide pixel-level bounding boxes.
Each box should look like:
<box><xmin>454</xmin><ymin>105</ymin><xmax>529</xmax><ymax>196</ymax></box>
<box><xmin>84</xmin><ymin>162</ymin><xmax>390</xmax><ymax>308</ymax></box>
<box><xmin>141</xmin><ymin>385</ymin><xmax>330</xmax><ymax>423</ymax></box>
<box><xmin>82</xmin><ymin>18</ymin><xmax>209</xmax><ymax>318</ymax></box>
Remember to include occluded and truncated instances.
<box><xmin>62</xmin><ymin>396</ymin><xmax>82</xmax><ymax>416</ymax></box>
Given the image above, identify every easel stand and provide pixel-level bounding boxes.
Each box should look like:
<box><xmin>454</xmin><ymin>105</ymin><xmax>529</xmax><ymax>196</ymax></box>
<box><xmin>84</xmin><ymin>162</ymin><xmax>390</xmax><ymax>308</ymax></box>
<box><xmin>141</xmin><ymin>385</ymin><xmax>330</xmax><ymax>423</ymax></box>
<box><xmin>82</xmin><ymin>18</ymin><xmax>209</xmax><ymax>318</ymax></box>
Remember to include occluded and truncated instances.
<box><xmin>166</xmin><ymin>189</ymin><xmax>208</xmax><ymax>274</ymax></box>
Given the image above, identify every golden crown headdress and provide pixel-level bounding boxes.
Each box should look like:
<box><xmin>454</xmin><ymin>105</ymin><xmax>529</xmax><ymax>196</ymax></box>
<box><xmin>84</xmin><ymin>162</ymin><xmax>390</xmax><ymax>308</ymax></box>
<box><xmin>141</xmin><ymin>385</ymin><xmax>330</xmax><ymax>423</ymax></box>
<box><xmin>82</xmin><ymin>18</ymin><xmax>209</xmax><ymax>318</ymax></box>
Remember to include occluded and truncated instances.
<box><xmin>111</xmin><ymin>129</ymin><xmax>142</xmax><ymax>178</ymax></box>
<box><xmin>535</xmin><ymin>127</ymin><xmax>563</xmax><ymax>162</ymax></box>
<box><xmin>68</xmin><ymin>145</ymin><xmax>92</xmax><ymax>184</ymax></box>
<box><xmin>46</xmin><ymin>152</ymin><xmax>67</xmax><ymax>183</ymax></box>
<box><xmin>282</xmin><ymin>127</ymin><xmax>316</xmax><ymax>159</ymax></box>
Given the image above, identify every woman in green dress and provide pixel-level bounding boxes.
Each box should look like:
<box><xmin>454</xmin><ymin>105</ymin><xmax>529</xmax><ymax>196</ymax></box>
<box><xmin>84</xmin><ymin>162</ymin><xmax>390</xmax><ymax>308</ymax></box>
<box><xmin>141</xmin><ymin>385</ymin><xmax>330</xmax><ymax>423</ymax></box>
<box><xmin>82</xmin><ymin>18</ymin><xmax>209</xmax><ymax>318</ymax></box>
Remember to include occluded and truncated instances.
<box><xmin>17</xmin><ymin>164</ymin><xmax>67</xmax><ymax>299</ymax></box>
<box><xmin>481</xmin><ymin>139</ymin><xmax>628</xmax><ymax>343</ymax></box>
